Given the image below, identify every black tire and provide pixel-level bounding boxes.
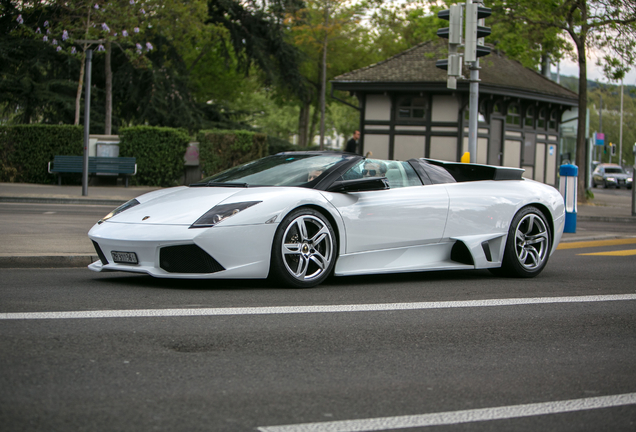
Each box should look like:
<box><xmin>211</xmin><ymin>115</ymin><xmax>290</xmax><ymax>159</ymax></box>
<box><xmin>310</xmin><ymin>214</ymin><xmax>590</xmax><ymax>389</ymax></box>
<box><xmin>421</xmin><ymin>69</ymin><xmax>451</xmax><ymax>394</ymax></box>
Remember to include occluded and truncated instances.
<box><xmin>492</xmin><ymin>206</ymin><xmax>552</xmax><ymax>278</ymax></box>
<box><xmin>269</xmin><ymin>208</ymin><xmax>337</xmax><ymax>288</ymax></box>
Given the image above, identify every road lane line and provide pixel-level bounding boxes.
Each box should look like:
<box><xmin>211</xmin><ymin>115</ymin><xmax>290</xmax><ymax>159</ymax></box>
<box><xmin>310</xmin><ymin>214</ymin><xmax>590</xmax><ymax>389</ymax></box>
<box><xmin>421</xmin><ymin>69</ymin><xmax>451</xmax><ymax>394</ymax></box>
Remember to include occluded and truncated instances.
<box><xmin>257</xmin><ymin>393</ymin><xmax>636</xmax><ymax>432</ymax></box>
<box><xmin>557</xmin><ymin>238</ymin><xmax>636</xmax><ymax>250</ymax></box>
<box><xmin>579</xmin><ymin>249</ymin><xmax>636</xmax><ymax>256</ymax></box>
<box><xmin>1</xmin><ymin>294</ymin><xmax>635</xmax><ymax>320</ymax></box>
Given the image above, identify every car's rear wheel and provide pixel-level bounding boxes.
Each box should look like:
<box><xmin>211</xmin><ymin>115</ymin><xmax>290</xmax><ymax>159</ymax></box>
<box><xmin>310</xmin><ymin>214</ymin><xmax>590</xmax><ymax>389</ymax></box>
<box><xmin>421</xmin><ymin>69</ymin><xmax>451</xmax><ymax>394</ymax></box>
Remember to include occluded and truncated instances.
<box><xmin>269</xmin><ymin>208</ymin><xmax>337</xmax><ymax>288</ymax></box>
<box><xmin>492</xmin><ymin>206</ymin><xmax>551</xmax><ymax>278</ymax></box>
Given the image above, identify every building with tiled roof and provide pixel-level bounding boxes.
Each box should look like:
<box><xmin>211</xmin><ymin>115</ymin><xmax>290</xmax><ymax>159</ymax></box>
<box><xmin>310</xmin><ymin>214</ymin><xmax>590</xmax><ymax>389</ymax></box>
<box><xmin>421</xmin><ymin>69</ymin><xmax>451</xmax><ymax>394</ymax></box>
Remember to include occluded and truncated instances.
<box><xmin>331</xmin><ymin>40</ymin><xmax>578</xmax><ymax>185</ymax></box>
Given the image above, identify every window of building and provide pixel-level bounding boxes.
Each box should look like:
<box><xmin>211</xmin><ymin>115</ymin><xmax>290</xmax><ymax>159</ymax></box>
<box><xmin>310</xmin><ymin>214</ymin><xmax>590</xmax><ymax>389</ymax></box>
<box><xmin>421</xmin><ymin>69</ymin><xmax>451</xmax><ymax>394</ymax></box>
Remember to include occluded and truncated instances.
<box><xmin>525</xmin><ymin>106</ymin><xmax>535</xmax><ymax>128</ymax></box>
<box><xmin>396</xmin><ymin>97</ymin><xmax>427</xmax><ymax>119</ymax></box>
<box><xmin>493</xmin><ymin>102</ymin><xmax>503</xmax><ymax>115</ymax></box>
<box><xmin>506</xmin><ymin>105</ymin><xmax>521</xmax><ymax>126</ymax></box>
<box><xmin>537</xmin><ymin>108</ymin><xmax>547</xmax><ymax>129</ymax></box>
<box><xmin>549</xmin><ymin>110</ymin><xmax>557</xmax><ymax>130</ymax></box>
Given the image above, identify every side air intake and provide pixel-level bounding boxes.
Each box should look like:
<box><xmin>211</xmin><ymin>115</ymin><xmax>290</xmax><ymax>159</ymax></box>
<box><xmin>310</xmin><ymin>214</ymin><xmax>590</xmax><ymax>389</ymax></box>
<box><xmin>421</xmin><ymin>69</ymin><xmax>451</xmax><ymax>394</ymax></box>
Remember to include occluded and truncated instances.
<box><xmin>160</xmin><ymin>244</ymin><xmax>225</xmax><ymax>274</ymax></box>
<box><xmin>92</xmin><ymin>241</ymin><xmax>109</xmax><ymax>265</ymax></box>
<box><xmin>450</xmin><ymin>241</ymin><xmax>474</xmax><ymax>266</ymax></box>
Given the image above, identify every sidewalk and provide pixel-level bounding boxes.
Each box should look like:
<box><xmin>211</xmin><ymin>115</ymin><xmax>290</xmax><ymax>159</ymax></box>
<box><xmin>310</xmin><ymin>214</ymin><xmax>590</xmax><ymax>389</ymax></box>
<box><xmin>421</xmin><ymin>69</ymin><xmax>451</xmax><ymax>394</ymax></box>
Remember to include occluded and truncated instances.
<box><xmin>0</xmin><ymin>182</ymin><xmax>634</xmax><ymax>269</ymax></box>
<box><xmin>0</xmin><ymin>182</ymin><xmax>159</xmax><ymax>205</ymax></box>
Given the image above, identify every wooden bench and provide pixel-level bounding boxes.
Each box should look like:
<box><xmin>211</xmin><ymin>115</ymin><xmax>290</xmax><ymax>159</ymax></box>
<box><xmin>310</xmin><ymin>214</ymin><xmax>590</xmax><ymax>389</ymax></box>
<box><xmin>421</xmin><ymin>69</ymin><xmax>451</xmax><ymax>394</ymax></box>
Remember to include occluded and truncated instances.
<box><xmin>48</xmin><ymin>156</ymin><xmax>137</xmax><ymax>187</ymax></box>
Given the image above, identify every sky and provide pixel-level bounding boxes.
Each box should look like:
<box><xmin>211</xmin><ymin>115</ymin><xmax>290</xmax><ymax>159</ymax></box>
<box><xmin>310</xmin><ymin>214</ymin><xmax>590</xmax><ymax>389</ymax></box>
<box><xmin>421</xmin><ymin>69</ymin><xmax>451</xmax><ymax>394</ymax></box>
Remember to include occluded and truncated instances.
<box><xmin>557</xmin><ymin>51</ymin><xmax>636</xmax><ymax>86</ymax></box>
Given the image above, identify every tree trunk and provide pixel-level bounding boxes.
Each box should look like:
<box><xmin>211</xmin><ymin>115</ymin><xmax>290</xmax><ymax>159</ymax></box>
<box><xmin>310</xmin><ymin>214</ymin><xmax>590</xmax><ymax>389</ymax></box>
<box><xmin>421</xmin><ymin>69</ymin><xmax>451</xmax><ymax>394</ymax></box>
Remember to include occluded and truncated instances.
<box><xmin>309</xmin><ymin>98</ymin><xmax>320</xmax><ymax>147</ymax></box>
<box><xmin>298</xmin><ymin>102</ymin><xmax>310</xmax><ymax>147</ymax></box>
<box><xmin>319</xmin><ymin>5</ymin><xmax>328</xmax><ymax>150</ymax></box>
<box><xmin>105</xmin><ymin>40</ymin><xmax>112</xmax><ymax>135</ymax></box>
<box><xmin>74</xmin><ymin>51</ymin><xmax>86</xmax><ymax>126</ymax></box>
<box><xmin>575</xmin><ymin>38</ymin><xmax>588</xmax><ymax>203</ymax></box>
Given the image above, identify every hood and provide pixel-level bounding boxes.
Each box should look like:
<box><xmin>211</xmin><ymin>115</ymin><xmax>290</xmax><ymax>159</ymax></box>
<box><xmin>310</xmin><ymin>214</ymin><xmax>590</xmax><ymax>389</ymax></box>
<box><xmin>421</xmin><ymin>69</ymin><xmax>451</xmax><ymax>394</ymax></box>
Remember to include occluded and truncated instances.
<box><xmin>105</xmin><ymin>187</ymin><xmax>244</xmax><ymax>225</ymax></box>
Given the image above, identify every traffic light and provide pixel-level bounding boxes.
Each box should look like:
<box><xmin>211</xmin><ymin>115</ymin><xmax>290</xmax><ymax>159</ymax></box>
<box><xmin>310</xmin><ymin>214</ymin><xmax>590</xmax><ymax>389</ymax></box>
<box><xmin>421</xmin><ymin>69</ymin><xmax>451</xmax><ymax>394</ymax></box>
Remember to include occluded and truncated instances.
<box><xmin>436</xmin><ymin>4</ymin><xmax>463</xmax><ymax>89</ymax></box>
<box><xmin>464</xmin><ymin>2</ymin><xmax>491</xmax><ymax>63</ymax></box>
<box><xmin>611</xmin><ymin>143</ymin><xmax>617</xmax><ymax>156</ymax></box>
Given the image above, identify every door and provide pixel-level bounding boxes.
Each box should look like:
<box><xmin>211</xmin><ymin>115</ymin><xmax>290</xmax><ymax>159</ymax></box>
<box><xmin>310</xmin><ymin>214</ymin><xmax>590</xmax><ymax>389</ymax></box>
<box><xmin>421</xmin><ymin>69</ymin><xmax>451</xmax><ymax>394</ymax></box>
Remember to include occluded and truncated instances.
<box><xmin>329</xmin><ymin>185</ymin><xmax>450</xmax><ymax>254</ymax></box>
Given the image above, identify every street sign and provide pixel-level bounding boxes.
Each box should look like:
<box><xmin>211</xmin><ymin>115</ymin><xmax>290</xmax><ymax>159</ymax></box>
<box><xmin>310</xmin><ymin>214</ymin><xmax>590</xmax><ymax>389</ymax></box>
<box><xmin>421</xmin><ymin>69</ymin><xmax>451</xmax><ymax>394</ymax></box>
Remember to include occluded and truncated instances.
<box><xmin>595</xmin><ymin>132</ymin><xmax>605</xmax><ymax>146</ymax></box>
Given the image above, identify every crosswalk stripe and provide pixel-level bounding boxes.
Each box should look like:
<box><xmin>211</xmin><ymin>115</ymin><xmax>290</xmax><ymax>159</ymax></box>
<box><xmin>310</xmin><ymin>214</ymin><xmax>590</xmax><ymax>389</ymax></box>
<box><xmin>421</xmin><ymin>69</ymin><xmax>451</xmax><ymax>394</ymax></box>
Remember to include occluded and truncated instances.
<box><xmin>257</xmin><ymin>393</ymin><xmax>636</xmax><ymax>432</ymax></box>
<box><xmin>1</xmin><ymin>294</ymin><xmax>635</xmax><ymax>320</ymax></box>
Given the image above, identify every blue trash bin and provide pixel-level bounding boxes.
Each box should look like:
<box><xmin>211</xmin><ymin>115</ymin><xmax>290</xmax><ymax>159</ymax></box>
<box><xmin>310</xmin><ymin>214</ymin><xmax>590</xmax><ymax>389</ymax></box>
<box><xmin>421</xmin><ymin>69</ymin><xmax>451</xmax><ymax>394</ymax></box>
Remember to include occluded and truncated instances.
<box><xmin>559</xmin><ymin>164</ymin><xmax>578</xmax><ymax>233</ymax></box>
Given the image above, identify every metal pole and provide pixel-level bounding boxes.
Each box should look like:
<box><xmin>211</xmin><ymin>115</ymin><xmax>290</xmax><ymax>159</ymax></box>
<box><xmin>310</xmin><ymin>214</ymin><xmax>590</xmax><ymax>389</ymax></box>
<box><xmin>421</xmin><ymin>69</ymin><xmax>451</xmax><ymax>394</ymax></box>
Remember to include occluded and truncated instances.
<box><xmin>599</xmin><ymin>94</ymin><xmax>602</xmax><ymax>163</ymax></box>
<box><xmin>466</xmin><ymin>0</ymin><xmax>479</xmax><ymax>163</ymax></box>
<box><xmin>468</xmin><ymin>61</ymin><xmax>479</xmax><ymax>163</ymax></box>
<box><xmin>619</xmin><ymin>79</ymin><xmax>624</xmax><ymax>166</ymax></box>
<box><xmin>82</xmin><ymin>49</ymin><xmax>92</xmax><ymax>197</ymax></box>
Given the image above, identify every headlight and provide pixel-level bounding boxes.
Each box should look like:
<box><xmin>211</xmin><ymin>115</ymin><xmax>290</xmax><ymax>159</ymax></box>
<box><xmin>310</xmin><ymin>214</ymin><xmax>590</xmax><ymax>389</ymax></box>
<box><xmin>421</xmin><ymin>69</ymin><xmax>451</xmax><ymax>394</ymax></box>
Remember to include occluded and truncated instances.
<box><xmin>190</xmin><ymin>201</ymin><xmax>261</xmax><ymax>229</ymax></box>
<box><xmin>98</xmin><ymin>199</ymin><xmax>140</xmax><ymax>224</ymax></box>
<box><xmin>628</xmin><ymin>177</ymin><xmax>633</xmax><ymax>182</ymax></box>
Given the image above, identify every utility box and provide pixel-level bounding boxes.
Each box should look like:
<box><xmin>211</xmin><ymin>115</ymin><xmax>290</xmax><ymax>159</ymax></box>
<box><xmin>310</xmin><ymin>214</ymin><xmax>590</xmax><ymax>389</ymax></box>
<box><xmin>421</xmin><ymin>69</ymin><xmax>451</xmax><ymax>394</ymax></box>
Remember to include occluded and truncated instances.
<box><xmin>559</xmin><ymin>163</ymin><xmax>578</xmax><ymax>233</ymax></box>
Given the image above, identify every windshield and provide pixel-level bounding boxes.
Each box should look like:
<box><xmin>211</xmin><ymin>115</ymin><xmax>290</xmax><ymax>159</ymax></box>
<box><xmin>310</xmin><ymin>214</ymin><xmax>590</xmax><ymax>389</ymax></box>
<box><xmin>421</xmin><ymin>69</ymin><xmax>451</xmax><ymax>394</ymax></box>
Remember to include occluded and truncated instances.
<box><xmin>604</xmin><ymin>167</ymin><xmax>625</xmax><ymax>174</ymax></box>
<box><xmin>197</xmin><ymin>154</ymin><xmax>349</xmax><ymax>187</ymax></box>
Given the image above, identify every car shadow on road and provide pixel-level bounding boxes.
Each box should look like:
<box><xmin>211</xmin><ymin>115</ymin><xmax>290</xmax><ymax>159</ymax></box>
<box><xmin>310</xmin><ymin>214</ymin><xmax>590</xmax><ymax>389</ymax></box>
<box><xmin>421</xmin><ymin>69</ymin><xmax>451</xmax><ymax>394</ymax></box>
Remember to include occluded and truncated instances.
<box><xmin>90</xmin><ymin>272</ymin><xmax>273</xmax><ymax>291</ymax></box>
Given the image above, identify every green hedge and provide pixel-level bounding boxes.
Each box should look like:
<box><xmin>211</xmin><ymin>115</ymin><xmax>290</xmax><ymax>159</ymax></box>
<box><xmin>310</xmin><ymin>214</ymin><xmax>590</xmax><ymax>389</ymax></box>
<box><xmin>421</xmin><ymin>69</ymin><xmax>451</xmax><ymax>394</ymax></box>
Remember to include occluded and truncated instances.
<box><xmin>118</xmin><ymin>126</ymin><xmax>190</xmax><ymax>187</ymax></box>
<box><xmin>0</xmin><ymin>125</ymin><xmax>83</xmax><ymax>184</ymax></box>
<box><xmin>198</xmin><ymin>130</ymin><xmax>268</xmax><ymax>177</ymax></box>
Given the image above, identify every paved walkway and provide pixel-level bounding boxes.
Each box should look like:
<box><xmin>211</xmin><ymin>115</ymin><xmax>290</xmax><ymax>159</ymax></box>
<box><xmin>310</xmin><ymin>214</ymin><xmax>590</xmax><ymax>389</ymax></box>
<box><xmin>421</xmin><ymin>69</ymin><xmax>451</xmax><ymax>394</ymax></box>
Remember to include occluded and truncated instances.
<box><xmin>0</xmin><ymin>182</ymin><xmax>634</xmax><ymax>269</ymax></box>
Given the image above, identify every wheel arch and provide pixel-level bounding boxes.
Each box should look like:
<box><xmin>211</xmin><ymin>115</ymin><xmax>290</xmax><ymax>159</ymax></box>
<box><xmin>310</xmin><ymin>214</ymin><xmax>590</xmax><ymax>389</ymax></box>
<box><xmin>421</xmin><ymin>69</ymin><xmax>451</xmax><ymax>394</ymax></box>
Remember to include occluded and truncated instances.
<box><xmin>520</xmin><ymin>202</ymin><xmax>554</xmax><ymax>244</ymax></box>
<box><xmin>286</xmin><ymin>204</ymin><xmax>343</xmax><ymax>256</ymax></box>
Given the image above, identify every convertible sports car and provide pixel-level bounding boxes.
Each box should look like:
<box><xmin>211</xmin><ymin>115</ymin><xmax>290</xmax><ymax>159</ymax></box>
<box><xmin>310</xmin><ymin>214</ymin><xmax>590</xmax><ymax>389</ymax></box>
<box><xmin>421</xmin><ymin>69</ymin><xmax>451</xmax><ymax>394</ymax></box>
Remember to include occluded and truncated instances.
<box><xmin>88</xmin><ymin>151</ymin><xmax>565</xmax><ymax>288</ymax></box>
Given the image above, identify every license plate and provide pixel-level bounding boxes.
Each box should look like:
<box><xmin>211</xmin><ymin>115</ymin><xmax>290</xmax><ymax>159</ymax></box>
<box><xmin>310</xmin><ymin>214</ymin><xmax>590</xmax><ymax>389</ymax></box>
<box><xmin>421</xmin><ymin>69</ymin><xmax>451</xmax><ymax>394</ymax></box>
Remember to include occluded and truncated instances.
<box><xmin>111</xmin><ymin>251</ymin><xmax>138</xmax><ymax>264</ymax></box>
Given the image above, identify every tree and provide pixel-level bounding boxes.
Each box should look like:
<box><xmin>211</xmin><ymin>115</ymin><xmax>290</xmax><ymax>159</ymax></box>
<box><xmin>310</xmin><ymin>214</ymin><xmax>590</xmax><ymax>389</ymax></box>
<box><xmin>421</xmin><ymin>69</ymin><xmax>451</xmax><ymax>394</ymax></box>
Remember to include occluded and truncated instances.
<box><xmin>490</xmin><ymin>0</ymin><xmax>636</xmax><ymax>202</ymax></box>
<box><xmin>286</xmin><ymin>0</ymin><xmax>374</xmax><ymax>147</ymax></box>
<box><xmin>6</xmin><ymin>0</ymin><xmax>156</xmax><ymax>132</ymax></box>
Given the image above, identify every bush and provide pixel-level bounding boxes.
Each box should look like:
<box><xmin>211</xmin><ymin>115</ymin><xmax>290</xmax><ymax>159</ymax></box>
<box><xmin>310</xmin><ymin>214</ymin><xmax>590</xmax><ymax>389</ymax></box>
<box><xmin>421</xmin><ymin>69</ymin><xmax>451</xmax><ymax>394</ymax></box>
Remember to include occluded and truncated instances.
<box><xmin>267</xmin><ymin>136</ymin><xmax>296</xmax><ymax>155</ymax></box>
<box><xmin>197</xmin><ymin>130</ymin><xmax>268</xmax><ymax>177</ymax></box>
<box><xmin>0</xmin><ymin>125</ymin><xmax>83</xmax><ymax>184</ymax></box>
<box><xmin>119</xmin><ymin>126</ymin><xmax>190</xmax><ymax>187</ymax></box>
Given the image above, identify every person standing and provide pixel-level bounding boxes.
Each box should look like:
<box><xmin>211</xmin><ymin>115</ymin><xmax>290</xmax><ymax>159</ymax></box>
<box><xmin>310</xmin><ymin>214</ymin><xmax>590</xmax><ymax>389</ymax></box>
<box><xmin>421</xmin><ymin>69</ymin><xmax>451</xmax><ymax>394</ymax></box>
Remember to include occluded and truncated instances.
<box><xmin>345</xmin><ymin>130</ymin><xmax>360</xmax><ymax>153</ymax></box>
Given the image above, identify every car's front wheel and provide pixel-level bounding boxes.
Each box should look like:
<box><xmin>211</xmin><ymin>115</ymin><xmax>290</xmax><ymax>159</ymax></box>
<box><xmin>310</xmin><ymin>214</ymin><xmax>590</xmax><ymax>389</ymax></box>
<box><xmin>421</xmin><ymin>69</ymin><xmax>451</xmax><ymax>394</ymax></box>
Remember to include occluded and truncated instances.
<box><xmin>493</xmin><ymin>206</ymin><xmax>552</xmax><ymax>278</ymax></box>
<box><xmin>269</xmin><ymin>208</ymin><xmax>337</xmax><ymax>288</ymax></box>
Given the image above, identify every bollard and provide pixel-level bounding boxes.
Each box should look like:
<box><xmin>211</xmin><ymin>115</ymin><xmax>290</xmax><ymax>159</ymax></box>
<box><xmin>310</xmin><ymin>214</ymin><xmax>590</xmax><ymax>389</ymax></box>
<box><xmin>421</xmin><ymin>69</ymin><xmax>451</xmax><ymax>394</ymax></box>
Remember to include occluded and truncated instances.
<box><xmin>559</xmin><ymin>163</ymin><xmax>578</xmax><ymax>233</ymax></box>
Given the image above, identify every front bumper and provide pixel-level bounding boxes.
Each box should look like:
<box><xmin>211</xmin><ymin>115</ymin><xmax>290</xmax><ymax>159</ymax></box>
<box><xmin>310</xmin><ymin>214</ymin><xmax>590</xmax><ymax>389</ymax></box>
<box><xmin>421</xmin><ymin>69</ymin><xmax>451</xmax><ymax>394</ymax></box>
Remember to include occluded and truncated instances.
<box><xmin>88</xmin><ymin>222</ymin><xmax>278</xmax><ymax>279</ymax></box>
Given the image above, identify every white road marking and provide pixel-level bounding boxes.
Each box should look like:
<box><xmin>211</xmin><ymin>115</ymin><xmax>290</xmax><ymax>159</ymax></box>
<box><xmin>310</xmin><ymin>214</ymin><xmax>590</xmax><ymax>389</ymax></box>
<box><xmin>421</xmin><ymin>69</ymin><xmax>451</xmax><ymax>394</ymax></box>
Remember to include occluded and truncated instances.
<box><xmin>257</xmin><ymin>393</ymin><xmax>636</xmax><ymax>432</ymax></box>
<box><xmin>1</xmin><ymin>294</ymin><xmax>635</xmax><ymax>320</ymax></box>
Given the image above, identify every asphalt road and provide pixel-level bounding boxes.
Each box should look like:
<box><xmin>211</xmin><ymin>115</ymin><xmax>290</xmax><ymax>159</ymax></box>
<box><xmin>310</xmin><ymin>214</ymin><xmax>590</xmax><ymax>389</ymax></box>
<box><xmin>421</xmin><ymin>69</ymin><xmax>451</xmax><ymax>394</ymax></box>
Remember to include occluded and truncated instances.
<box><xmin>1</xmin><ymin>238</ymin><xmax>636</xmax><ymax>431</ymax></box>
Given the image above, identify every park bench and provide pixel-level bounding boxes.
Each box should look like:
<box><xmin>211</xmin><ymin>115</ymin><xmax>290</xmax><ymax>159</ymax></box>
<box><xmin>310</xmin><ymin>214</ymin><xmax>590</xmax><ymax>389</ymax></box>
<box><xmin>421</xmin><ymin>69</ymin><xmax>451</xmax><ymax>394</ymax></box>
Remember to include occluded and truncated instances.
<box><xmin>48</xmin><ymin>155</ymin><xmax>137</xmax><ymax>187</ymax></box>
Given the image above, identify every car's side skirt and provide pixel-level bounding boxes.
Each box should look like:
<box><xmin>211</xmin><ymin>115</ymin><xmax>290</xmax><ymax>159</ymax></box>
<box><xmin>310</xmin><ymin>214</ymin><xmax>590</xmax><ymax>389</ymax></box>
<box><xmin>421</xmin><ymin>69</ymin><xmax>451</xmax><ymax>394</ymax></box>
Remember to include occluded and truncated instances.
<box><xmin>334</xmin><ymin>242</ymin><xmax>477</xmax><ymax>276</ymax></box>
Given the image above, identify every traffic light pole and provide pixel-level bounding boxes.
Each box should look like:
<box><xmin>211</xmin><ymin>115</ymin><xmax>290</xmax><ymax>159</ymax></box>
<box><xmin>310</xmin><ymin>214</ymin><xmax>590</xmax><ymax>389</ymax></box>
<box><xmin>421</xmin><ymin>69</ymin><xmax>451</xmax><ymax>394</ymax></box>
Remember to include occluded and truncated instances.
<box><xmin>437</xmin><ymin>0</ymin><xmax>490</xmax><ymax>164</ymax></box>
<box><xmin>466</xmin><ymin>0</ymin><xmax>480</xmax><ymax>164</ymax></box>
<box><xmin>468</xmin><ymin>60</ymin><xmax>479</xmax><ymax>164</ymax></box>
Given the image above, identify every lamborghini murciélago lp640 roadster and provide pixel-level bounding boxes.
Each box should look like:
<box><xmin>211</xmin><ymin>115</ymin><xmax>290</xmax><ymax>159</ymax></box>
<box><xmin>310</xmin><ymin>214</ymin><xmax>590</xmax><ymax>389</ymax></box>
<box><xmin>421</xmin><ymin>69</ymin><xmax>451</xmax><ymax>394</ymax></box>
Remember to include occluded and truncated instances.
<box><xmin>88</xmin><ymin>151</ymin><xmax>565</xmax><ymax>288</ymax></box>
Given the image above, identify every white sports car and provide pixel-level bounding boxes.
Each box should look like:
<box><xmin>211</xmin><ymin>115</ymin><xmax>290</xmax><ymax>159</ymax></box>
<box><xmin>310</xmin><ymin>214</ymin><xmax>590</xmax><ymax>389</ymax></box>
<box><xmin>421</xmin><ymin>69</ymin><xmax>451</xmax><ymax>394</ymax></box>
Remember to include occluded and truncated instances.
<box><xmin>88</xmin><ymin>152</ymin><xmax>565</xmax><ymax>287</ymax></box>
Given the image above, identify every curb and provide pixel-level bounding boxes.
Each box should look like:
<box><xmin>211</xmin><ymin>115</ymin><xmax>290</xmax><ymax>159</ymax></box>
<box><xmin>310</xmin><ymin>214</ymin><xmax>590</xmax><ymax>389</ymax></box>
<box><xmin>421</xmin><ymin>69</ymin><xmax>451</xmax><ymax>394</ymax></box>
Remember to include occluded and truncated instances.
<box><xmin>0</xmin><ymin>197</ymin><xmax>125</xmax><ymax>206</ymax></box>
<box><xmin>577</xmin><ymin>215</ymin><xmax>636</xmax><ymax>224</ymax></box>
<box><xmin>0</xmin><ymin>255</ymin><xmax>97</xmax><ymax>269</ymax></box>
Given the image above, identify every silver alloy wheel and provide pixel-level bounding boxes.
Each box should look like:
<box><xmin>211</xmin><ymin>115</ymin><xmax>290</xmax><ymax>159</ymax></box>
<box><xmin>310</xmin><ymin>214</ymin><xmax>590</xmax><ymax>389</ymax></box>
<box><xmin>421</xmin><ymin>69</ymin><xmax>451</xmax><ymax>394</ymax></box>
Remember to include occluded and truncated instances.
<box><xmin>514</xmin><ymin>213</ymin><xmax>549</xmax><ymax>270</ymax></box>
<box><xmin>281</xmin><ymin>215</ymin><xmax>333</xmax><ymax>282</ymax></box>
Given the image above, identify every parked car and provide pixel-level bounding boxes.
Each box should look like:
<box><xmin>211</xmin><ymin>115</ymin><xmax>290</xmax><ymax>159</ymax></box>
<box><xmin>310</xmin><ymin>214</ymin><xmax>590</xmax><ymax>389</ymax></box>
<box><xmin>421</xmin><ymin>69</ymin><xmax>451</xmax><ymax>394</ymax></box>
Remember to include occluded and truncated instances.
<box><xmin>592</xmin><ymin>164</ymin><xmax>633</xmax><ymax>189</ymax></box>
<box><xmin>89</xmin><ymin>152</ymin><xmax>565</xmax><ymax>287</ymax></box>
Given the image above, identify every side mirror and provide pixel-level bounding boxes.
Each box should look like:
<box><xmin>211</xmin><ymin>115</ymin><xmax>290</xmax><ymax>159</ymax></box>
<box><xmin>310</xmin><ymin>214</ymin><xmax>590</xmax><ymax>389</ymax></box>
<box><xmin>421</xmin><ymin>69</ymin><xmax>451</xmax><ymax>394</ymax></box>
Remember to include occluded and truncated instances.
<box><xmin>327</xmin><ymin>177</ymin><xmax>389</xmax><ymax>193</ymax></box>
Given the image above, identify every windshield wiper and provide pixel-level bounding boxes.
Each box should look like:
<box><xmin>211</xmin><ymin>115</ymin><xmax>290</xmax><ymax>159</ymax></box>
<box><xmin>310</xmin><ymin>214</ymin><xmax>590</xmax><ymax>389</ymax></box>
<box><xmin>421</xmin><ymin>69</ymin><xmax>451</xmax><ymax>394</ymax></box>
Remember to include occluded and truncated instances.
<box><xmin>190</xmin><ymin>182</ymin><xmax>250</xmax><ymax>188</ymax></box>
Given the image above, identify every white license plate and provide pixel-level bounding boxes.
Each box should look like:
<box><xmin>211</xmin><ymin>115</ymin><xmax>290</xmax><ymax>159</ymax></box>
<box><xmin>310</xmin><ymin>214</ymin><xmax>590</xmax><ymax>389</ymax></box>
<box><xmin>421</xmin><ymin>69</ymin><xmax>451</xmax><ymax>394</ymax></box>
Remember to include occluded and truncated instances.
<box><xmin>111</xmin><ymin>251</ymin><xmax>138</xmax><ymax>264</ymax></box>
